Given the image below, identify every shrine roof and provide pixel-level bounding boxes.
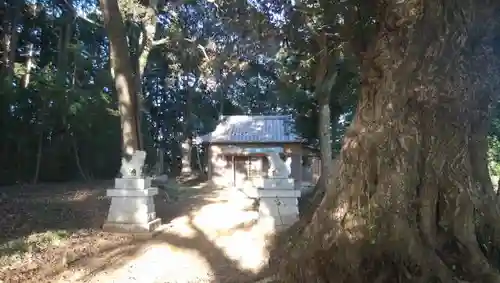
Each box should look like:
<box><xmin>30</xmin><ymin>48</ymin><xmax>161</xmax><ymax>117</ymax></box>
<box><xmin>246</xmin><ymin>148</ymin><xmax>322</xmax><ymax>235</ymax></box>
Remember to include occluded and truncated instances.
<box><xmin>195</xmin><ymin>115</ymin><xmax>303</xmax><ymax>144</ymax></box>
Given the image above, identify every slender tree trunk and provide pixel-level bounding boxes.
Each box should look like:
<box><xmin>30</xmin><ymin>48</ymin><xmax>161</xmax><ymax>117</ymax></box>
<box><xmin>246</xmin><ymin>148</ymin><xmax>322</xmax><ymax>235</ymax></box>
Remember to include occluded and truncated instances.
<box><xmin>215</xmin><ymin>65</ymin><xmax>225</xmax><ymax>116</ymax></box>
<box><xmin>2</xmin><ymin>1</ymin><xmax>21</xmax><ymax>80</ymax></box>
<box><xmin>66</xmin><ymin>57</ymin><xmax>87</xmax><ymax>181</ymax></box>
<box><xmin>314</xmin><ymin>31</ymin><xmax>337</xmax><ymax>191</ymax></box>
<box><xmin>216</xmin><ymin>69</ymin><xmax>235</xmax><ymax>117</ymax></box>
<box><xmin>181</xmin><ymin>81</ymin><xmax>195</xmax><ymax>175</ymax></box>
<box><xmin>279</xmin><ymin>1</ymin><xmax>500</xmax><ymax>282</ymax></box>
<box><xmin>181</xmin><ymin>138</ymin><xmax>192</xmax><ymax>175</ymax></box>
<box><xmin>32</xmin><ymin>131</ymin><xmax>43</xmax><ymax>184</ymax></box>
<box><xmin>317</xmin><ymin>94</ymin><xmax>333</xmax><ymax>190</ymax></box>
<box><xmin>100</xmin><ymin>0</ymin><xmax>140</xmax><ymax>157</ymax></box>
<box><xmin>71</xmin><ymin>134</ymin><xmax>87</xmax><ymax>181</ymax></box>
<box><xmin>22</xmin><ymin>4</ymin><xmax>40</xmax><ymax>88</ymax></box>
<box><xmin>1</xmin><ymin>17</ymin><xmax>9</xmax><ymax>74</ymax></box>
<box><xmin>22</xmin><ymin>43</ymin><xmax>34</xmax><ymax>88</ymax></box>
<box><xmin>16</xmin><ymin>140</ymin><xmax>22</xmax><ymax>182</ymax></box>
<box><xmin>133</xmin><ymin>7</ymin><xmax>158</xmax><ymax>150</ymax></box>
<box><xmin>56</xmin><ymin>4</ymin><xmax>74</xmax><ymax>85</ymax></box>
<box><xmin>33</xmin><ymin>97</ymin><xmax>47</xmax><ymax>185</ymax></box>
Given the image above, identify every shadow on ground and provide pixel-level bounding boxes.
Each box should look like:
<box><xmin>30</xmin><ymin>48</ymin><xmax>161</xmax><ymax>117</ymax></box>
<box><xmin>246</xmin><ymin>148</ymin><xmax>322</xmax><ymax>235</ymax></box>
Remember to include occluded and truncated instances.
<box><xmin>0</xmin><ymin>180</ymin><xmax>113</xmax><ymax>247</ymax></box>
<box><xmin>0</xmin><ymin>178</ymin><xmax>277</xmax><ymax>283</ymax></box>
<box><xmin>50</xmin><ymin>216</ymin><xmax>272</xmax><ymax>283</ymax></box>
<box><xmin>0</xmin><ymin>178</ymin><xmax>211</xmax><ymax>247</ymax></box>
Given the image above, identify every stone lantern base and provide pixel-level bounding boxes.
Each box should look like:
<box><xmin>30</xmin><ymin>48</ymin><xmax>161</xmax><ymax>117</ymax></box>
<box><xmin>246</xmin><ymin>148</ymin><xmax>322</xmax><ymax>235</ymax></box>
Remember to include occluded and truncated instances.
<box><xmin>103</xmin><ymin>177</ymin><xmax>161</xmax><ymax>233</ymax></box>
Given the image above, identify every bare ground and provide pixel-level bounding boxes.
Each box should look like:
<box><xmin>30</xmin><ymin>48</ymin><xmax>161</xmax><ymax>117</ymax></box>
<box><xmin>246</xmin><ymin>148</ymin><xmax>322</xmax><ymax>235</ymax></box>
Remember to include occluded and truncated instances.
<box><xmin>0</xmin><ymin>179</ymin><xmax>276</xmax><ymax>283</ymax></box>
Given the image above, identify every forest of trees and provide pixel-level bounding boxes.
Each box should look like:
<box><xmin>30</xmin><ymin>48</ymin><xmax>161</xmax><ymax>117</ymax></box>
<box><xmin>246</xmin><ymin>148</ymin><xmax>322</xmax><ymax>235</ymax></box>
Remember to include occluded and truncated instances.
<box><xmin>4</xmin><ymin>0</ymin><xmax>500</xmax><ymax>282</ymax></box>
<box><xmin>0</xmin><ymin>0</ymin><xmax>353</xmax><ymax>185</ymax></box>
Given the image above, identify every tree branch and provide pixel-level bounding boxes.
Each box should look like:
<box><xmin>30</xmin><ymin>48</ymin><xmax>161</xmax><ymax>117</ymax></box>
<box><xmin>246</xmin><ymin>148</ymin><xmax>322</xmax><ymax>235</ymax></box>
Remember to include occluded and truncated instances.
<box><xmin>152</xmin><ymin>37</ymin><xmax>170</xmax><ymax>46</ymax></box>
<box><xmin>57</xmin><ymin>0</ymin><xmax>103</xmax><ymax>27</ymax></box>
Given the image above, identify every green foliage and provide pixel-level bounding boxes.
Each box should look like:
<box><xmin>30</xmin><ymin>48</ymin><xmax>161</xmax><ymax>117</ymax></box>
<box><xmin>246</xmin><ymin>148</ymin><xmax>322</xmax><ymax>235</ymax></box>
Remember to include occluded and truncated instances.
<box><xmin>488</xmin><ymin>136</ymin><xmax>500</xmax><ymax>178</ymax></box>
<box><xmin>0</xmin><ymin>1</ymin><xmax>122</xmax><ymax>184</ymax></box>
<box><xmin>0</xmin><ymin>0</ymin><xmax>362</xmax><ymax>184</ymax></box>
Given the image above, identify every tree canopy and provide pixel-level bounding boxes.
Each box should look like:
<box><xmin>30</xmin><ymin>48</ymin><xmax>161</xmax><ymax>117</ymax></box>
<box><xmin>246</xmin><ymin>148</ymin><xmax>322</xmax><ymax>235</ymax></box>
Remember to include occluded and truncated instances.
<box><xmin>0</xmin><ymin>0</ymin><xmax>358</xmax><ymax>184</ymax></box>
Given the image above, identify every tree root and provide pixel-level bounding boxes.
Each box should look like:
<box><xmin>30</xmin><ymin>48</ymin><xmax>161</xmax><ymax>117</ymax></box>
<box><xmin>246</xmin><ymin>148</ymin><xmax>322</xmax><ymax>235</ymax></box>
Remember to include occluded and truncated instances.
<box><xmin>274</xmin><ymin>205</ymin><xmax>500</xmax><ymax>283</ymax></box>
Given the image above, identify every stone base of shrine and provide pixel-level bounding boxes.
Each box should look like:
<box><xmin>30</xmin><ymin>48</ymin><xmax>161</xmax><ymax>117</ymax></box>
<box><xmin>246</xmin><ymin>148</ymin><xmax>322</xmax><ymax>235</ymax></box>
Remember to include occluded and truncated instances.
<box><xmin>103</xmin><ymin>177</ymin><xmax>162</xmax><ymax>234</ymax></box>
<box><xmin>102</xmin><ymin>218</ymin><xmax>162</xmax><ymax>234</ymax></box>
<box><xmin>258</xmin><ymin>215</ymin><xmax>299</xmax><ymax>233</ymax></box>
<box><xmin>257</xmin><ymin>188</ymin><xmax>301</xmax><ymax>230</ymax></box>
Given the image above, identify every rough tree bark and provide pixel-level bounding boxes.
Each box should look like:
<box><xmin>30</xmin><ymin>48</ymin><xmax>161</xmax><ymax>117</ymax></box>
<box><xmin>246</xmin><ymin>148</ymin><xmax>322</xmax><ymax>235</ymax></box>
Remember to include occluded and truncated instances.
<box><xmin>100</xmin><ymin>0</ymin><xmax>140</xmax><ymax>157</ymax></box>
<box><xmin>278</xmin><ymin>1</ymin><xmax>500</xmax><ymax>282</ymax></box>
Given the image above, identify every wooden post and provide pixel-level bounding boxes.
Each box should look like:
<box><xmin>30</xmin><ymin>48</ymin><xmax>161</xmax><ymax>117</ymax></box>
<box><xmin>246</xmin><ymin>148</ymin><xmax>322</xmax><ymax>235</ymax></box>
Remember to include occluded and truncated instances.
<box><xmin>232</xmin><ymin>155</ymin><xmax>236</xmax><ymax>187</ymax></box>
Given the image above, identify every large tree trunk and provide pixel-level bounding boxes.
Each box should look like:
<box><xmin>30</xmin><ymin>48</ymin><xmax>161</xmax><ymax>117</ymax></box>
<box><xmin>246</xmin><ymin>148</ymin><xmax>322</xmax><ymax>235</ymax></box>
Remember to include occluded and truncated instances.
<box><xmin>100</xmin><ymin>0</ymin><xmax>140</xmax><ymax>157</ymax></box>
<box><xmin>278</xmin><ymin>1</ymin><xmax>500</xmax><ymax>282</ymax></box>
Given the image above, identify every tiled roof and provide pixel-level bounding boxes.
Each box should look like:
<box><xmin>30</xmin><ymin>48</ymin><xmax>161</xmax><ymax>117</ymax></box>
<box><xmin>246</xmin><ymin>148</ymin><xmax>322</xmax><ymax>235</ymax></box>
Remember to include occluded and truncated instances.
<box><xmin>196</xmin><ymin>115</ymin><xmax>302</xmax><ymax>144</ymax></box>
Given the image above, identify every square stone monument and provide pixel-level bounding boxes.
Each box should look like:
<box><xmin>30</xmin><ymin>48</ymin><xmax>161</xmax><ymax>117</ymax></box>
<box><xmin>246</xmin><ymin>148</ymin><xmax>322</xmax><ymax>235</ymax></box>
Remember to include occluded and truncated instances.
<box><xmin>103</xmin><ymin>150</ymin><xmax>161</xmax><ymax>233</ymax></box>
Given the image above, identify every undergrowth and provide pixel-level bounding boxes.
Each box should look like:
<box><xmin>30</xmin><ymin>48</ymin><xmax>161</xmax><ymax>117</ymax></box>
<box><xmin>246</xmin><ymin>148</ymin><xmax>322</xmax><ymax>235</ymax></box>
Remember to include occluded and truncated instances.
<box><xmin>0</xmin><ymin>230</ymin><xmax>69</xmax><ymax>263</ymax></box>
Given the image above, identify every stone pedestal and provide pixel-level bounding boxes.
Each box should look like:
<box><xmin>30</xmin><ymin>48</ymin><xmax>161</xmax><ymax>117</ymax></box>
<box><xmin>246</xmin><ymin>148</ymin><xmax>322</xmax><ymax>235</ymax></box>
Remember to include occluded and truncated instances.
<box><xmin>103</xmin><ymin>177</ymin><xmax>161</xmax><ymax>233</ymax></box>
<box><xmin>290</xmin><ymin>153</ymin><xmax>302</xmax><ymax>190</ymax></box>
<box><xmin>257</xmin><ymin>177</ymin><xmax>301</xmax><ymax>230</ymax></box>
<box><xmin>263</xmin><ymin>178</ymin><xmax>294</xmax><ymax>190</ymax></box>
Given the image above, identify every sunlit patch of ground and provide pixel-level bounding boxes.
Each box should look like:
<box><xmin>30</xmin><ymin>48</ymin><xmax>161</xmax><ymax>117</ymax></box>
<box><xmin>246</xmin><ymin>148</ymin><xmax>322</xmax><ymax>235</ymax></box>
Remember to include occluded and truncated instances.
<box><xmin>59</xmin><ymin>244</ymin><xmax>214</xmax><ymax>283</ymax></box>
<box><xmin>50</xmin><ymin>183</ymin><xmax>275</xmax><ymax>283</ymax></box>
<box><xmin>188</xmin><ymin>202</ymin><xmax>273</xmax><ymax>273</ymax></box>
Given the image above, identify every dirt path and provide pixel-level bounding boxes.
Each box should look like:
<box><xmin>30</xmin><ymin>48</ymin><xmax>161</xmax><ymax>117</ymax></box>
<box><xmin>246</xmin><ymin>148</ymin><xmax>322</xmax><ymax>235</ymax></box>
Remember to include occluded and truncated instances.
<box><xmin>40</xmin><ymin>182</ymin><xmax>275</xmax><ymax>283</ymax></box>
